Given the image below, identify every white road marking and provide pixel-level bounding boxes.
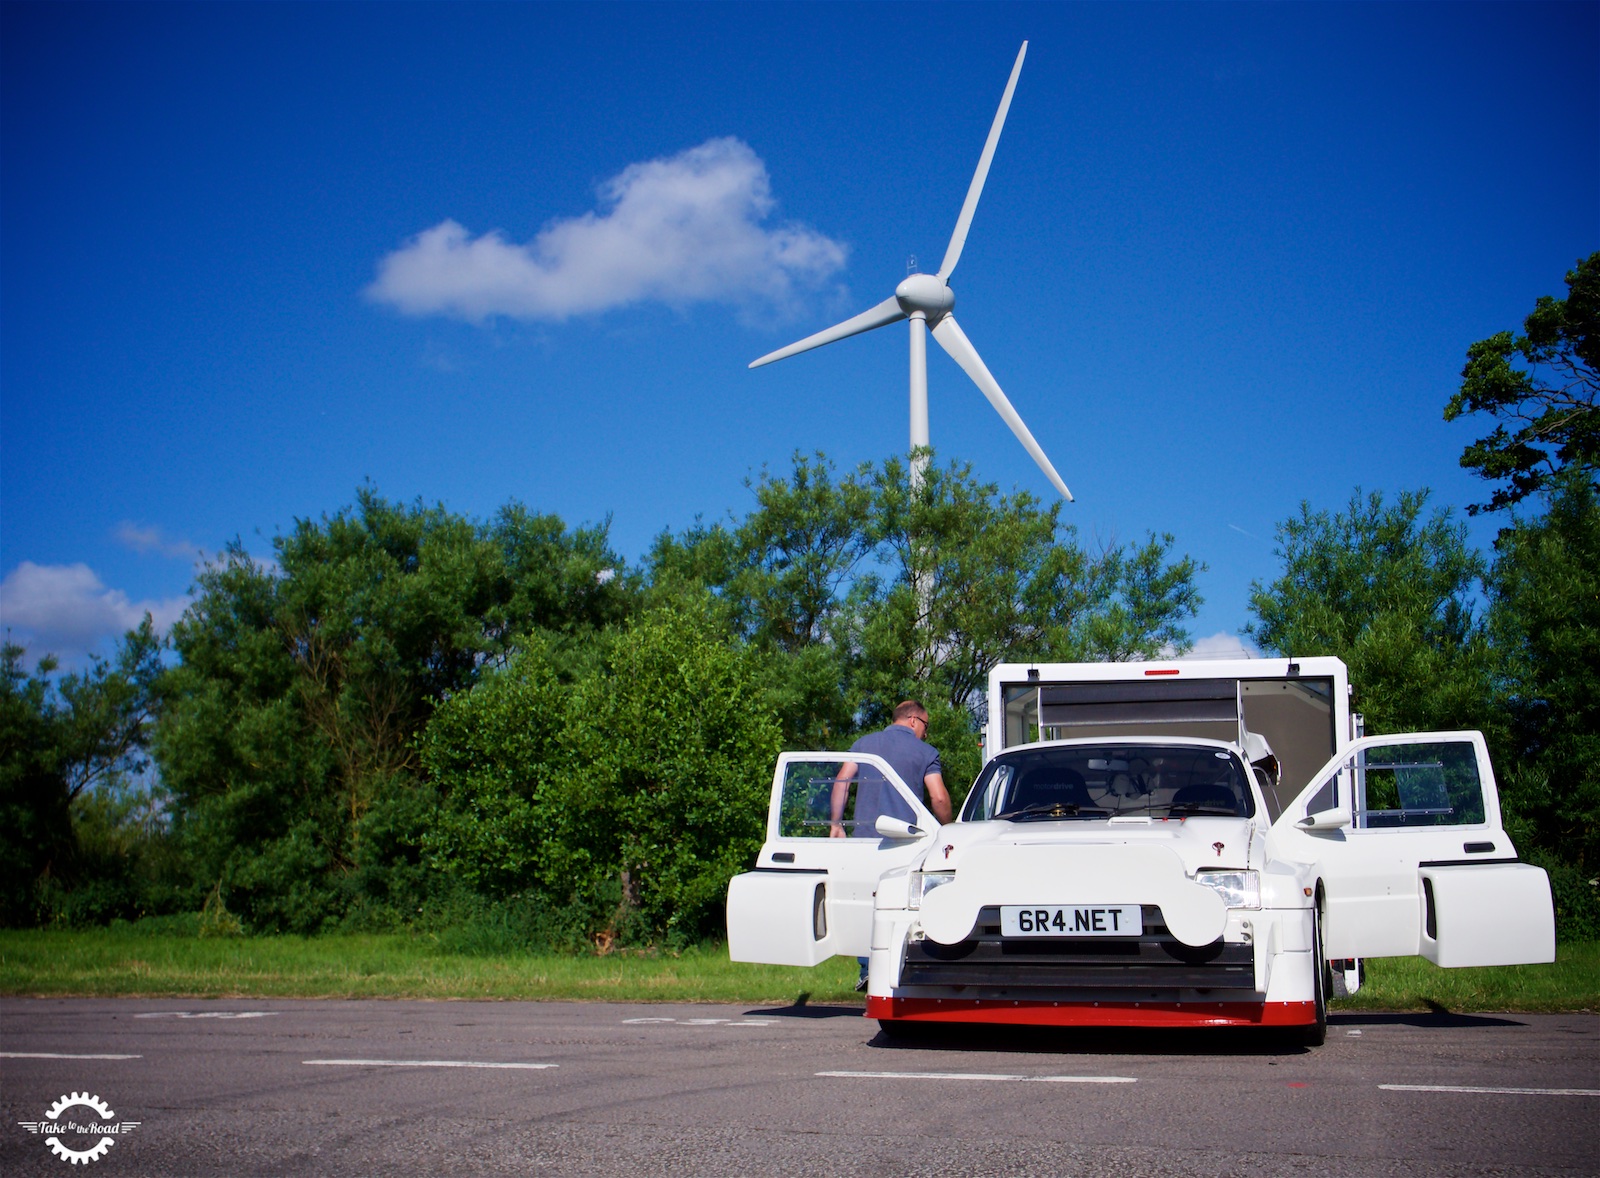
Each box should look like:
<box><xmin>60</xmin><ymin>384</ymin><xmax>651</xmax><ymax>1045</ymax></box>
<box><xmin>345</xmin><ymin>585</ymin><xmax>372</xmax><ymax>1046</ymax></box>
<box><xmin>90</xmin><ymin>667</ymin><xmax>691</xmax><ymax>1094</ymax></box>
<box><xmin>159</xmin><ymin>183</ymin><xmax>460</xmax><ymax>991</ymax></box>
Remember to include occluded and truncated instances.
<box><xmin>133</xmin><ymin>1011</ymin><xmax>277</xmax><ymax>1019</ymax></box>
<box><xmin>1</xmin><ymin>1052</ymin><xmax>142</xmax><ymax>1060</ymax></box>
<box><xmin>818</xmin><ymin>1070</ymin><xmax>1136</xmax><ymax>1084</ymax></box>
<box><xmin>1380</xmin><ymin>1084</ymin><xmax>1600</xmax><ymax>1097</ymax></box>
<box><xmin>304</xmin><ymin>1059</ymin><xmax>558</xmax><ymax>1069</ymax></box>
<box><xmin>622</xmin><ymin>1017</ymin><xmax>778</xmax><ymax>1026</ymax></box>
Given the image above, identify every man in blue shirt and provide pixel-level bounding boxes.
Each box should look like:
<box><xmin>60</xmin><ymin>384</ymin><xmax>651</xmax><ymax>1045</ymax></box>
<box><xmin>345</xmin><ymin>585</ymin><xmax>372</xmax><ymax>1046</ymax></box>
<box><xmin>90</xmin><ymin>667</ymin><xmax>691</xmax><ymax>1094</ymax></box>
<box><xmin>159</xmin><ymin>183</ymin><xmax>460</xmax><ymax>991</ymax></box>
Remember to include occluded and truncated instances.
<box><xmin>828</xmin><ymin>700</ymin><xmax>954</xmax><ymax>989</ymax></box>
<box><xmin>828</xmin><ymin>700</ymin><xmax>954</xmax><ymax>837</ymax></box>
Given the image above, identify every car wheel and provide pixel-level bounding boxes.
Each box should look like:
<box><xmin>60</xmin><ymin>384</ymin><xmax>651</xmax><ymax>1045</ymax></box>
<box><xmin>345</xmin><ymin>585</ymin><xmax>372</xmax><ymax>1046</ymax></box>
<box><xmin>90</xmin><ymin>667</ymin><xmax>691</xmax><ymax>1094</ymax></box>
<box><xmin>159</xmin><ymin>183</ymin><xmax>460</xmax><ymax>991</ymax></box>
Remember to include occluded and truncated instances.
<box><xmin>1329</xmin><ymin>957</ymin><xmax>1350</xmax><ymax>1000</ymax></box>
<box><xmin>877</xmin><ymin>1019</ymin><xmax>938</xmax><ymax>1044</ymax></box>
<box><xmin>1291</xmin><ymin>908</ymin><xmax>1329</xmax><ymax>1048</ymax></box>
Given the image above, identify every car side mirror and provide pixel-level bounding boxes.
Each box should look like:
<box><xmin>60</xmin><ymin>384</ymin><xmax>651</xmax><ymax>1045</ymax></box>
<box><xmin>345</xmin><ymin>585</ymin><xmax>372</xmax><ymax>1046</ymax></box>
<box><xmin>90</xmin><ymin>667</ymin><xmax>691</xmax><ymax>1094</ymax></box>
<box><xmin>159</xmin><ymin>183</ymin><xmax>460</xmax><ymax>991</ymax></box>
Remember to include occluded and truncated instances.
<box><xmin>1299</xmin><ymin>806</ymin><xmax>1352</xmax><ymax>831</ymax></box>
<box><xmin>874</xmin><ymin>816</ymin><xmax>925</xmax><ymax>839</ymax></box>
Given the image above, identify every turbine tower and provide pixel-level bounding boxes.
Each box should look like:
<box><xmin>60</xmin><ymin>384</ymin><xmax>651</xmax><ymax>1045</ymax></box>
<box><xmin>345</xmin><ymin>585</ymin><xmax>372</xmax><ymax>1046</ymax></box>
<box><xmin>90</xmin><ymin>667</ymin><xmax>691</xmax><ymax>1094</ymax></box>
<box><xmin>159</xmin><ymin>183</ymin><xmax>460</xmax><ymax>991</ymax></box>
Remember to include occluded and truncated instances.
<box><xmin>749</xmin><ymin>41</ymin><xmax>1071</xmax><ymax>501</ymax></box>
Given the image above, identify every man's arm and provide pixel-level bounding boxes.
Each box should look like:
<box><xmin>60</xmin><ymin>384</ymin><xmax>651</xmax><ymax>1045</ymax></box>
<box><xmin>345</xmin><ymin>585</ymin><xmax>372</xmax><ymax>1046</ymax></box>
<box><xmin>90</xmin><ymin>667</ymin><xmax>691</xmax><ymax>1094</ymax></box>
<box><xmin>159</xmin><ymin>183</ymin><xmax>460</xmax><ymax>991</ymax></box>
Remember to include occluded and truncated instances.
<box><xmin>924</xmin><ymin>771</ymin><xmax>953</xmax><ymax>824</ymax></box>
<box><xmin>829</xmin><ymin>763</ymin><xmax>857</xmax><ymax>838</ymax></box>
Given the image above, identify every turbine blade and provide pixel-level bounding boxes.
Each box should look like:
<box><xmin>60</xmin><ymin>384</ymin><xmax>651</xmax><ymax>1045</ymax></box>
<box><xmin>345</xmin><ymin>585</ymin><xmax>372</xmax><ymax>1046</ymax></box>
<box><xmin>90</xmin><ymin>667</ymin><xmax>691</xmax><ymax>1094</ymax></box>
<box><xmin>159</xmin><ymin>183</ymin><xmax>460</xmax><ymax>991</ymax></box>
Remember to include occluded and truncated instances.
<box><xmin>937</xmin><ymin>41</ymin><xmax>1027</xmax><ymax>281</ymax></box>
<box><xmin>931</xmin><ymin>314</ymin><xmax>1073</xmax><ymax>500</ymax></box>
<box><xmin>748</xmin><ymin>297</ymin><xmax>906</xmax><ymax>368</ymax></box>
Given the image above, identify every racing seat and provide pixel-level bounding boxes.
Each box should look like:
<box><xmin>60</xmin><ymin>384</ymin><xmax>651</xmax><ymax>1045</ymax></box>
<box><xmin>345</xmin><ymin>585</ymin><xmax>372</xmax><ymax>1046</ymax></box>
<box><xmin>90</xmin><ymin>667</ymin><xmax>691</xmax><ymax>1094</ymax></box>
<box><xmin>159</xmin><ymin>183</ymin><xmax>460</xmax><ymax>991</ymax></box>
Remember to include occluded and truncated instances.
<box><xmin>1012</xmin><ymin>768</ymin><xmax>1092</xmax><ymax>810</ymax></box>
<box><xmin>1169</xmin><ymin>782</ymin><xmax>1239</xmax><ymax>814</ymax></box>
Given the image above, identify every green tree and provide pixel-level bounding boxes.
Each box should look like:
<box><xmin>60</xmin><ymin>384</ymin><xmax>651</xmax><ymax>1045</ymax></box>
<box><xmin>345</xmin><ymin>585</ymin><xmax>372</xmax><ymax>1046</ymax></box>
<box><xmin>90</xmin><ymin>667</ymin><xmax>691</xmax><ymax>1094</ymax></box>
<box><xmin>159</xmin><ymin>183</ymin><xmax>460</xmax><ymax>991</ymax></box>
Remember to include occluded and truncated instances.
<box><xmin>1486</xmin><ymin>471</ymin><xmax>1600</xmax><ymax>879</ymax></box>
<box><xmin>1446</xmin><ymin>252</ymin><xmax>1599</xmax><ymax>514</ymax></box>
<box><xmin>155</xmin><ymin>546</ymin><xmax>336</xmax><ymax>931</ymax></box>
<box><xmin>487</xmin><ymin>503</ymin><xmax>636</xmax><ymax>673</ymax></box>
<box><xmin>418</xmin><ymin>640</ymin><xmax>571</xmax><ymax>899</ymax></box>
<box><xmin>852</xmin><ymin>457</ymin><xmax>1201</xmax><ymax>800</ymax></box>
<box><xmin>650</xmin><ymin>453</ymin><xmax>1203</xmax><ymax>763</ymax></box>
<box><xmin>145</xmin><ymin>467</ymin><xmax>1200</xmax><ymax>943</ymax></box>
<box><xmin>1246</xmin><ymin>489</ymin><xmax>1496</xmax><ymax>736</ymax></box>
<box><xmin>0</xmin><ymin>618</ymin><xmax>163</xmax><ymax>924</ymax></box>
<box><xmin>727</xmin><ymin>453</ymin><xmax>875</xmax><ymax>652</ymax></box>
<box><xmin>1442</xmin><ymin>256</ymin><xmax>1600</xmax><ymax>935</ymax></box>
<box><xmin>0</xmin><ymin>645</ymin><xmax>74</xmax><ymax>922</ymax></box>
<box><xmin>644</xmin><ymin>456</ymin><xmax>871</xmax><ymax>749</ymax></box>
<box><xmin>855</xmin><ymin>455</ymin><xmax>1201</xmax><ymax>711</ymax></box>
<box><xmin>565</xmin><ymin>601</ymin><xmax>782</xmax><ymax>945</ymax></box>
<box><xmin>155</xmin><ymin>489</ymin><xmax>632</xmax><ymax>932</ymax></box>
<box><xmin>727</xmin><ymin>455</ymin><xmax>872</xmax><ymax>748</ymax></box>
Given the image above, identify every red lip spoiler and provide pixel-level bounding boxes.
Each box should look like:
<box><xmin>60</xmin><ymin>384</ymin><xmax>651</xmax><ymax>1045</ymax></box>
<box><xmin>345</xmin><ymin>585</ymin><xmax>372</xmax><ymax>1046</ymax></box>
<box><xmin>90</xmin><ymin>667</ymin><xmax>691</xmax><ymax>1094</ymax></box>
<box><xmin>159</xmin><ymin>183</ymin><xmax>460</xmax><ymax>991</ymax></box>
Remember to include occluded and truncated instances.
<box><xmin>867</xmin><ymin>996</ymin><xmax>1318</xmax><ymax>1028</ymax></box>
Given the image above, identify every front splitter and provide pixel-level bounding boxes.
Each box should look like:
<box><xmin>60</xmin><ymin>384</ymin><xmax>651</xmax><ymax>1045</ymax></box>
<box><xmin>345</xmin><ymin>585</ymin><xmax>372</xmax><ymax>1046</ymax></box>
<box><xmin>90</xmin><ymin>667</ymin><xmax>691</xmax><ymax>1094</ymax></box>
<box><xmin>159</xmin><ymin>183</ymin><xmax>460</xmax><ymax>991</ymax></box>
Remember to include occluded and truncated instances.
<box><xmin>865</xmin><ymin>996</ymin><xmax>1317</xmax><ymax>1028</ymax></box>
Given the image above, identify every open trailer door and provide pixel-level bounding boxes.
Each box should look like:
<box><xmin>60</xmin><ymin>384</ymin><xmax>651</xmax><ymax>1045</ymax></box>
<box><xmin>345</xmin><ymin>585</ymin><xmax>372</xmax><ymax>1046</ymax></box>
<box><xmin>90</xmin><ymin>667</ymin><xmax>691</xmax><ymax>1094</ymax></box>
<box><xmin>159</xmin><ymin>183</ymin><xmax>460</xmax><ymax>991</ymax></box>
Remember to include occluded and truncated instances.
<box><xmin>1273</xmin><ymin>731</ymin><xmax>1554</xmax><ymax>967</ymax></box>
<box><xmin>727</xmin><ymin>752</ymin><xmax>937</xmax><ymax>967</ymax></box>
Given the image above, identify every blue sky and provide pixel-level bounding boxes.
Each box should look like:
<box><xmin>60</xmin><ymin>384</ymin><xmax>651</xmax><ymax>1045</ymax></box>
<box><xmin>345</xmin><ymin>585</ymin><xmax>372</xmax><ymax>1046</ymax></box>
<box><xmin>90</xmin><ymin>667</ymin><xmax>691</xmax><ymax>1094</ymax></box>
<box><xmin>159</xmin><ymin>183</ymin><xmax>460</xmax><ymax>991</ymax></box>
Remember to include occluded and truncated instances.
<box><xmin>2</xmin><ymin>1</ymin><xmax>1596</xmax><ymax>666</ymax></box>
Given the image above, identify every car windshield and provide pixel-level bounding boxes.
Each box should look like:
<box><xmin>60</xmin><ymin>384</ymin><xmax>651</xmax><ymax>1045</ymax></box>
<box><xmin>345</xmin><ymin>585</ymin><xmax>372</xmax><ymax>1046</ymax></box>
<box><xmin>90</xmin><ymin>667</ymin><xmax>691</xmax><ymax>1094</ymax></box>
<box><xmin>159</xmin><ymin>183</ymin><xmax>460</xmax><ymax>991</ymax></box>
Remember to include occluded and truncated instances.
<box><xmin>962</xmin><ymin>743</ymin><xmax>1255</xmax><ymax>821</ymax></box>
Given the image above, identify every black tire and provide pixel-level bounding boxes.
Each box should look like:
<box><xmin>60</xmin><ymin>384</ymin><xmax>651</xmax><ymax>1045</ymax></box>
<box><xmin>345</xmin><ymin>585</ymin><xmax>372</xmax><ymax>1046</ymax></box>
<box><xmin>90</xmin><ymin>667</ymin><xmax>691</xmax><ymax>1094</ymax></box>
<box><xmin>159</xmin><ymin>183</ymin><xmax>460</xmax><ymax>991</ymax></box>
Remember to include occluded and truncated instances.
<box><xmin>1290</xmin><ymin>908</ymin><xmax>1329</xmax><ymax>1048</ymax></box>
<box><xmin>877</xmin><ymin>1019</ymin><xmax>939</xmax><ymax>1044</ymax></box>
<box><xmin>1329</xmin><ymin>958</ymin><xmax>1350</xmax><ymax>1000</ymax></box>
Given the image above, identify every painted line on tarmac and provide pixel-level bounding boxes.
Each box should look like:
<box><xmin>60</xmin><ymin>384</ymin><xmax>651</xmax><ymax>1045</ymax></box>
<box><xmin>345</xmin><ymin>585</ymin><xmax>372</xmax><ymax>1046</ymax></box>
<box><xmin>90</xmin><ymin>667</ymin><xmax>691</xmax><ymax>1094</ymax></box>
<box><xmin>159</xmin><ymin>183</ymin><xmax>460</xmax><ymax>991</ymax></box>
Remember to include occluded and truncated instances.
<box><xmin>623</xmin><ymin>1017</ymin><xmax>777</xmax><ymax>1026</ymax></box>
<box><xmin>304</xmin><ymin>1059</ymin><xmax>558</xmax><ymax>1070</ymax></box>
<box><xmin>1</xmin><ymin>1052</ymin><xmax>143</xmax><ymax>1060</ymax></box>
<box><xmin>818</xmin><ymin>1070</ymin><xmax>1136</xmax><ymax>1084</ymax></box>
<box><xmin>134</xmin><ymin>1011</ymin><xmax>278</xmax><ymax>1019</ymax></box>
<box><xmin>1381</xmin><ymin>1084</ymin><xmax>1600</xmax><ymax>1097</ymax></box>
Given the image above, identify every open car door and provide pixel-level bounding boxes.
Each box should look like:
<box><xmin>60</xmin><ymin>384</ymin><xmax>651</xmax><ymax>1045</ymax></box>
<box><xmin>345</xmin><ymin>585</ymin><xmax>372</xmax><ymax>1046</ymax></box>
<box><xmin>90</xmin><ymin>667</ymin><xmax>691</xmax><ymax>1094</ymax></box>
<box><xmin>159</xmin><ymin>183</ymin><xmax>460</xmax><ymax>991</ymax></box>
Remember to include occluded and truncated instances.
<box><xmin>1272</xmin><ymin>731</ymin><xmax>1554</xmax><ymax>966</ymax></box>
<box><xmin>727</xmin><ymin>752</ymin><xmax>938</xmax><ymax>967</ymax></box>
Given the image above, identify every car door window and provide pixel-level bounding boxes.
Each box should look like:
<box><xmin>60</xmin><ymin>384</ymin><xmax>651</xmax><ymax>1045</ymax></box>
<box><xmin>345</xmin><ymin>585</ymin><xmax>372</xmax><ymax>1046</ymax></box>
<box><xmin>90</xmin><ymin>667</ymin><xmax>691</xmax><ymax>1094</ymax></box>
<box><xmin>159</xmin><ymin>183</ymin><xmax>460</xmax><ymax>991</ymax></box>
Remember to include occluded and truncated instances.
<box><xmin>778</xmin><ymin>759</ymin><xmax>851</xmax><ymax>837</ymax></box>
<box><xmin>773</xmin><ymin>755</ymin><xmax>932</xmax><ymax>839</ymax></box>
<box><xmin>1355</xmin><ymin>740</ymin><xmax>1486</xmax><ymax>829</ymax></box>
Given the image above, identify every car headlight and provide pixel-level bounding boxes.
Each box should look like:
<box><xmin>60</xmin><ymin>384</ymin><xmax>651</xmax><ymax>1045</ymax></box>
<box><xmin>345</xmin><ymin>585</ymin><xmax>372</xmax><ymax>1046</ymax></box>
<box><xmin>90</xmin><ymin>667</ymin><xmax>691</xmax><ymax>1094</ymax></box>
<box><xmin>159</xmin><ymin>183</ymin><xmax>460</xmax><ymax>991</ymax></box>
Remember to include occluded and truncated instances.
<box><xmin>908</xmin><ymin>871</ymin><xmax>956</xmax><ymax>909</ymax></box>
<box><xmin>1194</xmin><ymin>869</ymin><xmax>1261</xmax><ymax>909</ymax></box>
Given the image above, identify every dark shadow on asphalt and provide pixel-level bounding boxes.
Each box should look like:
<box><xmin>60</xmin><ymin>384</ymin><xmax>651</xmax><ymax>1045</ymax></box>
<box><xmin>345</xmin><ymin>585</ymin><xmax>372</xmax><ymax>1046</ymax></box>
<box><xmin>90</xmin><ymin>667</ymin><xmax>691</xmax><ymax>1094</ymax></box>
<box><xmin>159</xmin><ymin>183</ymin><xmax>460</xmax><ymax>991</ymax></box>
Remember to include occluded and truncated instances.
<box><xmin>1330</xmin><ymin>1009</ymin><xmax>1526</xmax><ymax>1029</ymax></box>
<box><xmin>745</xmin><ymin>997</ymin><xmax>865</xmax><ymax>1020</ymax></box>
<box><xmin>854</xmin><ymin>1007</ymin><xmax>1530</xmax><ymax>1056</ymax></box>
<box><xmin>864</xmin><ymin>1022</ymin><xmax>1316</xmax><ymax>1057</ymax></box>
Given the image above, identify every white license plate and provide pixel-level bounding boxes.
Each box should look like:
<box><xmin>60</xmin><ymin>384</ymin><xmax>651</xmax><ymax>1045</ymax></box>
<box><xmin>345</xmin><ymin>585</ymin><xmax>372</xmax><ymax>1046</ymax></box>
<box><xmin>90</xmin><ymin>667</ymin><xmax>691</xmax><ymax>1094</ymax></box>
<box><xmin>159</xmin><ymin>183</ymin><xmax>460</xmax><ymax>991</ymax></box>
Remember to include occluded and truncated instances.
<box><xmin>1000</xmin><ymin>905</ymin><xmax>1143</xmax><ymax>937</ymax></box>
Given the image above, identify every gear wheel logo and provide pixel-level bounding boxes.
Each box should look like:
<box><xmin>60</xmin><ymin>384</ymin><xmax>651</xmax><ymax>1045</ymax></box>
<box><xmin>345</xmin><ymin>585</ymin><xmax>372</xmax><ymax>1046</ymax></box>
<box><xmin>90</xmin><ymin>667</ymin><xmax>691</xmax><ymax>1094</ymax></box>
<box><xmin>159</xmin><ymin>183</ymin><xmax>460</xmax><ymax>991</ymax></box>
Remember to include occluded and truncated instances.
<box><xmin>17</xmin><ymin>1091</ymin><xmax>138</xmax><ymax>1164</ymax></box>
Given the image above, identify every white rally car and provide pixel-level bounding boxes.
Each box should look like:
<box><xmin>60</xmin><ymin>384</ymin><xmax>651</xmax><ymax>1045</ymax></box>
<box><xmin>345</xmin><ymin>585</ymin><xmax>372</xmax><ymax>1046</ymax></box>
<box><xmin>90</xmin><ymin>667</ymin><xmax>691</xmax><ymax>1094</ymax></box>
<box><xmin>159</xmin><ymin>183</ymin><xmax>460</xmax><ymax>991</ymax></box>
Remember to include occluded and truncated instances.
<box><xmin>727</xmin><ymin>661</ymin><xmax>1555</xmax><ymax>1045</ymax></box>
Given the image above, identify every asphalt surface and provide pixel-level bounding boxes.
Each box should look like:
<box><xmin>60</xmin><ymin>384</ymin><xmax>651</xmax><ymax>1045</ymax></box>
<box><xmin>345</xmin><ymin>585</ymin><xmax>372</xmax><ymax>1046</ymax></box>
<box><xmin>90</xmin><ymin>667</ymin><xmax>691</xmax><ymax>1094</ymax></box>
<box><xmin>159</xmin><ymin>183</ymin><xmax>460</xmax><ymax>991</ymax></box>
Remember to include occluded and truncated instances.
<box><xmin>2</xmin><ymin>998</ymin><xmax>1596</xmax><ymax>1176</ymax></box>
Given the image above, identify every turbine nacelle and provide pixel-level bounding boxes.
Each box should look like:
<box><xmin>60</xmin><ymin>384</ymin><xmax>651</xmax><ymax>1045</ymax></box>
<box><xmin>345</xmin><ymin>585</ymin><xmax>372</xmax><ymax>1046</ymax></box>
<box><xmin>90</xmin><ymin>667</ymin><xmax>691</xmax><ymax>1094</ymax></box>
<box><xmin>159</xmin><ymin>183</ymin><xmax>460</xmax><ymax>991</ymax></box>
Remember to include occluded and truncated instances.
<box><xmin>895</xmin><ymin>273</ymin><xmax>955</xmax><ymax>321</ymax></box>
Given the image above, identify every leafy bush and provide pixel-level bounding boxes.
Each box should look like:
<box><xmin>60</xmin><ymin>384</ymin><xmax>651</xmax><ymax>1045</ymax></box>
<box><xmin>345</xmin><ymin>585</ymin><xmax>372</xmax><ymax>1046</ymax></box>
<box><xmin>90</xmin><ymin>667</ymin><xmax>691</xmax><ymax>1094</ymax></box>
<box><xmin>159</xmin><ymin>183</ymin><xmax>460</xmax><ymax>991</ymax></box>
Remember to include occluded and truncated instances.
<box><xmin>420</xmin><ymin>643</ymin><xmax>570</xmax><ymax>898</ymax></box>
<box><xmin>565</xmin><ymin>601</ymin><xmax>783</xmax><ymax>946</ymax></box>
<box><xmin>1525</xmin><ymin>850</ymin><xmax>1600</xmax><ymax>943</ymax></box>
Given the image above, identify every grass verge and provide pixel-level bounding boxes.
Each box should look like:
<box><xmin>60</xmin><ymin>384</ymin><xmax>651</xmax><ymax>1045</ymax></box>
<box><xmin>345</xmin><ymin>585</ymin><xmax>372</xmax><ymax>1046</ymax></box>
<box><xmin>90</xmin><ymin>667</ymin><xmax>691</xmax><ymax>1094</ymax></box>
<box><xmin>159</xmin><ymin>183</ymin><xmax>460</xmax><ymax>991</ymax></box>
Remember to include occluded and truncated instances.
<box><xmin>1</xmin><ymin>929</ymin><xmax>1594</xmax><ymax>1011</ymax></box>
<box><xmin>1334</xmin><ymin>940</ymin><xmax>1598</xmax><ymax>1014</ymax></box>
<box><xmin>0</xmin><ymin>929</ymin><xmax>863</xmax><ymax>1004</ymax></box>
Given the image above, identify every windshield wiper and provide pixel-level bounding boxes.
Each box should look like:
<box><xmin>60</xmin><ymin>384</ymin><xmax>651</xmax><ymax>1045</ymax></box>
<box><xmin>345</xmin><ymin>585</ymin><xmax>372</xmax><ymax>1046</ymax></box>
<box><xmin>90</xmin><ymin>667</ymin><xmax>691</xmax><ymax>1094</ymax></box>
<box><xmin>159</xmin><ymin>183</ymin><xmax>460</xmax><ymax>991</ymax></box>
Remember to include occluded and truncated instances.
<box><xmin>996</xmin><ymin>801</ymin><xmax>1088</xmax><ymax>822</ymax></box>
<box><xmin>1167</xmin><ymin>803</ymin><xmax>1240</xmax><ymax>817</ymax></box>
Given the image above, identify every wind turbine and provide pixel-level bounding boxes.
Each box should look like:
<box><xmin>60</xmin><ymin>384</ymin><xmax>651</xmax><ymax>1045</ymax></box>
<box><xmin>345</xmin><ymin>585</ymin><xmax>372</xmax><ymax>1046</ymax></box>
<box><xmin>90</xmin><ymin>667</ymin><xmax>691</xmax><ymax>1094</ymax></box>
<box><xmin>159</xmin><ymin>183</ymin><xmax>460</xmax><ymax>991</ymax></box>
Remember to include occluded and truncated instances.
<box><xmin>749</xmin><ymin>41</ymin><xmax>1071</xmax><ymax>501</ymax></box>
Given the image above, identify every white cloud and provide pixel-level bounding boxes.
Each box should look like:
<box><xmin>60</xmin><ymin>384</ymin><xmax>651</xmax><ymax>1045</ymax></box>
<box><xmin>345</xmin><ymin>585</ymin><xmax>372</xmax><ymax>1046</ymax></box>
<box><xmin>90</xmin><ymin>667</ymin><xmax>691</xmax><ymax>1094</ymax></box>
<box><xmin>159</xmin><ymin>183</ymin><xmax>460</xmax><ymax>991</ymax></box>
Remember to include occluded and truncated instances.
<box><xmin>1181</xmin><ymin>631</ymin><xmax>1262</xmax><ymax>660</ymax></box>
<box><xmin>0</xmin><ymin>562</ymin><xmax>190</xmax><ymax>665</ymax></box>
<box><xmin>115</xmin><ymin>521</ymin><xmax>204</xmax><ymax>561</ymax></box>
<box><xmin>367</xmin><ymin>137</ymin><xmax>846</xmax><ymax>322</ymax></box>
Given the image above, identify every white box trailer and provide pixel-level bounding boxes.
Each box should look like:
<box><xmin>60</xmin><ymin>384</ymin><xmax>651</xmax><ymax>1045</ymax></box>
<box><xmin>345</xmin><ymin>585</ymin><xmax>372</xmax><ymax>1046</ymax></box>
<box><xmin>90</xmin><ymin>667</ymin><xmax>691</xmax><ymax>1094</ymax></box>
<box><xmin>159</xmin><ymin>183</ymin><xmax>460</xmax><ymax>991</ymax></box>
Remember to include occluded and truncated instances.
<box><xmin>727</xmin><ymin>656</ymin><xmax>1555</xmax><ymax>1045</ymax></box>
<box><xmin>986</xmin><ymin>656</ymin><xmax>1356</xmax><ymax>818</ymax></box>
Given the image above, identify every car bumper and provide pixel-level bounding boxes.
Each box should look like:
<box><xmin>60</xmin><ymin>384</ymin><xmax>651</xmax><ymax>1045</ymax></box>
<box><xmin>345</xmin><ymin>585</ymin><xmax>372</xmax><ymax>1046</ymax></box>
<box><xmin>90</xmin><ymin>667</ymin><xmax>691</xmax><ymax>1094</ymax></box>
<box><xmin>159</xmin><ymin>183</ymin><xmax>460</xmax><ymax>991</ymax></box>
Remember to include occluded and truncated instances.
<box><xmin>866</xmin><ymin>995</ymin><xmax>1320</xmax><ymax>1028</ymax></box>
<box><xmin>867</xmin><ymin>903</ymin><xmax>1319</xmax><ymax>1027</ymax></box>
